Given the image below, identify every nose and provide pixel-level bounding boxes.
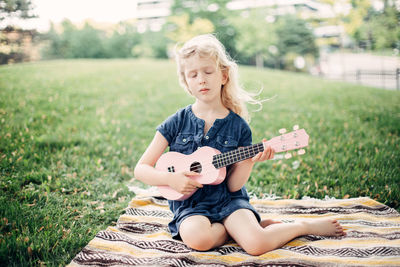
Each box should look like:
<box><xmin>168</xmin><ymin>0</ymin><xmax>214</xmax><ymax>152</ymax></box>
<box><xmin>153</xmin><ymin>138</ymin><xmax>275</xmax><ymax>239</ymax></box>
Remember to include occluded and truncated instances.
<box><xmin>198</xmin><ymin>73</ymin><xmax>206</xmax><ymax>84</ymax></box>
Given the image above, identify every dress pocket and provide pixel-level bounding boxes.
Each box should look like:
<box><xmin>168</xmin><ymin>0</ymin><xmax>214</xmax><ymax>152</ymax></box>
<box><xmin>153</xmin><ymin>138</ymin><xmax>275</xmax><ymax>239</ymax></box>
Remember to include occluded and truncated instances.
<box><xmin>171</xmin><ymin>133</ymin><xmax>195</xmax><ymax>154</ymax></box>
<box><xmin>216</xmin><ymin>135</ymin><xmax>238</xmax><ymax>153</ymax></box>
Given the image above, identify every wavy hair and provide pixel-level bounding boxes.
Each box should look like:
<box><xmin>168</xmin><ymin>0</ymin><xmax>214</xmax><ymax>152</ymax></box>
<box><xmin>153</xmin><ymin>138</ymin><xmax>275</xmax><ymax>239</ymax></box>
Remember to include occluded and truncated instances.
<box><xmin>175</xmin><ymin>34</ymin><xmax>263</xmax><ymax>122</ymax></box>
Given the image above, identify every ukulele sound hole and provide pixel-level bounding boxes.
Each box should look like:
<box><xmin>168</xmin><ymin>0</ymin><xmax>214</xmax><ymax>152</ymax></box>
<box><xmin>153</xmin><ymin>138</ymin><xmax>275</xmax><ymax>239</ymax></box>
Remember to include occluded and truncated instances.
<box><xmin>190</xmin><ymin>162</ymin><xmax>202</xmax><ymax>173</ymax></box>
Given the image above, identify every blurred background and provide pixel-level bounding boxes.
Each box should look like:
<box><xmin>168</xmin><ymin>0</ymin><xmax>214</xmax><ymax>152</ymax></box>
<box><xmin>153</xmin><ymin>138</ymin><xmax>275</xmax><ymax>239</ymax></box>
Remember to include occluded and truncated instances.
<box><xmin>1</xmin><ymin>0</ymin><xmax>399</xmax><ymax>89</ymax></box>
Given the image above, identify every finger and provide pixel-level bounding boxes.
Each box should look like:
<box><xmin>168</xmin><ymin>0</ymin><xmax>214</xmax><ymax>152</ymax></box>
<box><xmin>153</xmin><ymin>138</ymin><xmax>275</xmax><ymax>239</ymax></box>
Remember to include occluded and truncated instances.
<box><xmin>252</xmin><ymin>152</ymin><xmax>262</xmax><ymax>162</ymax></box>
<box><xmin>264</xmin><ymin>147</ymin><xmax>274</xmax><ymax>160</ymax></box>
<box><xmin>184</xmin><ymin>171</ymin><xmax>201</xmax><ymax>177</ymax></box>
<box><xmin>259</xmin><ymin>151</ymin><xmax>267</xmax><ymax>161</ymax></box>
<box><xmin>262</xmin><ymin>149</ymin><xmax>271</xmax><ymax>160</ymax></box>
<box><xmin>266</xmin><ymin>148</ymin><xmax>273</xmax><ymax>160</ymax></box>
<box><xmin>257</xmin><ymin>153</ymin><xmax>266</xmax><ymax>162</ymax></box>
<box><xmin>191</xmin><ymin>180</ymin><xmax>203</xmax><ymax>188</ymax></box>
<box><xmin>269</xmin><ymin>149</ymin><xmax>275</xmax><ymax>159</ymax></box>
<box><xmin>261</xmin><ymin>139</ymin><xmax>268</xmax><ymax>160</ymax></box>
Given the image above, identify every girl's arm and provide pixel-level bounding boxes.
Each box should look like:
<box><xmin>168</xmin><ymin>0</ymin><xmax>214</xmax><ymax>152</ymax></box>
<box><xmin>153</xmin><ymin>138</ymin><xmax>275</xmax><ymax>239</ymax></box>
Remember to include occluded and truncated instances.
<box><xmin>134</xmin><ymin>131</ymin><xmax>203</xmax><ymax>195</ymax></box>
<box><xmin>227</xmin><ymin>140</ymin><xmax>274</xmax><ymax>192</ymax></box>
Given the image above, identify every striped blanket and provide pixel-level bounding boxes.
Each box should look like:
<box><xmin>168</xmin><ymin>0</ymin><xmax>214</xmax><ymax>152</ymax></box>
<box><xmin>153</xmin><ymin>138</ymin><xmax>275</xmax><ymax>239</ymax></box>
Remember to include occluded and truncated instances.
<box><xmin>68</xmin><ymin>190</ymin><xmax>400</xmax><ymax>267</ymax></box>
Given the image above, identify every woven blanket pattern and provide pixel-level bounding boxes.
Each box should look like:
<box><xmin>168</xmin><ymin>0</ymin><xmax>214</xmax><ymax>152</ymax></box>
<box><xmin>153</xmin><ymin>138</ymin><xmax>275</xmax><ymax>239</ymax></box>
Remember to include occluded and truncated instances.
<box><xmin>68</xmin><ymin>196</ymin><xmax>400</xmax><ymax>267</ymax></box>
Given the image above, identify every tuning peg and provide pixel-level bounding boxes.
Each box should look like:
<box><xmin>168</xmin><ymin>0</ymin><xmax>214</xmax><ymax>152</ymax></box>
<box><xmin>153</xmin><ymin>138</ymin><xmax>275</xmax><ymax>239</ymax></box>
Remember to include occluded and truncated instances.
<box><xmin>293</xmin><ymin>125</ymin><xmax>299</xmax><ymax>131</ymax></box>
<box><xmin>279</xmin><ymin>128</ymin><xmax>287</xmax><ymax>134</ymax></box>
<box><xmin>284</xmin><ymin>152</ymin><xmax>292</xmax><ymax>159</ymax></box>
<box><xmin>298</xmin><ymin>149</ymin><xmax>306</xmax><ymax>155</ymax></box>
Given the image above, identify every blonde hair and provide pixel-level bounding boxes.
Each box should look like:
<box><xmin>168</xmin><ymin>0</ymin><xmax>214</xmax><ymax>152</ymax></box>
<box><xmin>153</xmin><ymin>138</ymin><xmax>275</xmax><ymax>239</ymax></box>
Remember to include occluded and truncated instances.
<box><xmin>175</xmin><ymin>34</ymin><xmax>262</xmax><ymax>122</ymax></box>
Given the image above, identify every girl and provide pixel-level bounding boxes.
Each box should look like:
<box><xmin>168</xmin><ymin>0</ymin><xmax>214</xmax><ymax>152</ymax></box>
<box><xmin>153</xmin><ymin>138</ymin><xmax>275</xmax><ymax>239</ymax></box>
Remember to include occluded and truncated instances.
<box><xmin>134</xmin><ymin>34</ymin><xmax>345</xmax><ymax>256</ymax></box>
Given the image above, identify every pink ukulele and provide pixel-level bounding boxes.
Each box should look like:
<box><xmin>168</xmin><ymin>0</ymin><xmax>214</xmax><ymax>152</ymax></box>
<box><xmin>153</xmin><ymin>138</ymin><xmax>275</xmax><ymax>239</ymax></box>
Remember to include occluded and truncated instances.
<box><xmin>156</xmin><ymin>126</ymin><xmax>309</xmax><ymax>201</ymax></box>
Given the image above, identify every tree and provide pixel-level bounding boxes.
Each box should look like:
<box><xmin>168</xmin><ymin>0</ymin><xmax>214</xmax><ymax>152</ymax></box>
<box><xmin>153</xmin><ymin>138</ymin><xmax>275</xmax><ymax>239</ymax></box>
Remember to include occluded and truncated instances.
<box><xmin>0</xmin><ymin>0</ymin><xmax>36</xmax><ymax>22</ymax></box>
<box><xmin>230</xmin><ymin>10</ymin><xmax>278</xmax><ymax>67</ymax></box>
<box><xmin>276</xmin><ymin>16</ymin><xmax>319</xmax><ymax>70</ymax></box>
<box><xmin>354</xmin><ymin>4</ymin><xmax>400</xmax><ymax>50</ymax></box>
<box><xmin>131</xmin><ymin>30</ymin><xmax>169</xmax><ymax>58</ymax></box>
<box><xmin>170</xmin><ymin>0</ymin><xmax>237</xmax><ymax>56</ymax></box>
<box><xmin>72</xmin><ymin>22</ymin><xmax>105</xmax><ymax>58</ymax></box>
<box><xmin>41</xmin><ymin>23</ymin><xmax>62</xmax><ymax>59</ymax></box>
<box><xmin>105</xmin><ymin>22</ymin><xmax>141</xmax><ymax>58</ymax></box>
<box><xmin>276</xmin><ymin>16</ymin><xmax>318</xmax><ymax>56</ymax></box>
<box><xmin>343</xmin><ymin>0</ymin><xmax>371</xmax><ymax>39</ymax></box>
<box><xmin>42</xmin><ymin>19</ymin><xmax>107</xmax><ymax>59</ymax></box>
<box><xmin>165</xmin><ymin>13</ymin><xmax>214</xmax><ymax>44</ymax></box>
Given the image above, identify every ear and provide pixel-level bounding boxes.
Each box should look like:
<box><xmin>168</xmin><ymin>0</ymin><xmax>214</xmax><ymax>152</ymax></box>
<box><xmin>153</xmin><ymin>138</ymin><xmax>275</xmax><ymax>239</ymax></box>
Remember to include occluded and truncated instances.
<box><xmin>221</xmin><ymin>68</ymin><xmax>229</xmax><ymax>85</ymax></box>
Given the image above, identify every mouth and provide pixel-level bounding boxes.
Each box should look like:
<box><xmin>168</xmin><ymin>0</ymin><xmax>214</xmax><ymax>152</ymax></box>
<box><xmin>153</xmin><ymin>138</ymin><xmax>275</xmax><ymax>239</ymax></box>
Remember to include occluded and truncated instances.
<box><xmin>199</xmin><ymin>88</ymin><xmax>210</xmax><ymax>93</ymax></box>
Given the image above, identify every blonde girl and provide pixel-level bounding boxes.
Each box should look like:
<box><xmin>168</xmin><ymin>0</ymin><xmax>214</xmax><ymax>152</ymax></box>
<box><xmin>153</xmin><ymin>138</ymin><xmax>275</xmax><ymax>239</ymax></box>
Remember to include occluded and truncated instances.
<box><xmin>134</xmin><ymin>34</ymin><xmax>345</xmax><ymax>256</ymax></box>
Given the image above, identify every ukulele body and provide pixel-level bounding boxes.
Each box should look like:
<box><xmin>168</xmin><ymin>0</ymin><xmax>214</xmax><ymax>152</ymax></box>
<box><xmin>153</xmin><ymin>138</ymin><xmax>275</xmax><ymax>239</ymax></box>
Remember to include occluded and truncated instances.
<box><xmin>155</xmin><ymin>128</ymin><xmax>309</xmax><ymax>201</ymax></box>
<box><xmin>155</xmin><ymin>146</ymin><xmax>227</xmax><ymax>201</ymax></box>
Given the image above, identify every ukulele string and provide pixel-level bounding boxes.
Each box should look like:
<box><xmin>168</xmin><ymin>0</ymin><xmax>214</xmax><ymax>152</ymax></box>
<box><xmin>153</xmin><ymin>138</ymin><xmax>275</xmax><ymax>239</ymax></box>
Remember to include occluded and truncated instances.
<box><xmin>178</xmin><ymin>131</ymin><xmax>306</xmax><ymax>173</ymax></box>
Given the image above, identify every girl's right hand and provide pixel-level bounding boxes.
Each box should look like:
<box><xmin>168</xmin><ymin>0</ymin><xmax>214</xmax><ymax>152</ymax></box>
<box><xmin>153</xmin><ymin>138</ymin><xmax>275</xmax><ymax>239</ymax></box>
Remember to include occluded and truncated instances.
<box><xmin>167</xmin><ymin>171</ymin><xmax>203</xmax><ymax>195</ymax></box>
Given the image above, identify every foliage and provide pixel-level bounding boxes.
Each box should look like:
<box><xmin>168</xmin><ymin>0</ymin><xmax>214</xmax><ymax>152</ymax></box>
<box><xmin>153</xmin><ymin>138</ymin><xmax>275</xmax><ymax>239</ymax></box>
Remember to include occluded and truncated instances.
<box><xmin>276</xmin><ymin>16</ymin><xmax>319</xmax><ymax>59</ymax></box>
<box><xmin>165</xmin><ymin>13</ymin><xmax>214</xmax><ymax>44</ymax></box>
<box><xmin>132</xmin><ymin>31</ymin><xmax>169</xmax><ymax>58</ymax></box>
<box><xmin>39</xmin><ymin>10</ymin><xmax>320</xmax><ymax>71</ymax></box>
<box><xmin>229</xmin><ymin>10</ymin><xmax>278</xmax><ymax>67</ymax></box>
<box><xmin>354</xmin><ymin>5</ymin><xmax>400</xmax><ymax>50</ymax></box>
<box><xmin>0</xmin><ymin>59</ymin><xmax>399</xmax><ymax>265</ymax></box>
<box><xmin>0</xmin><ymin>0</ymin><xmax>36</xmax><ymax>21</ymax></box>
<box><xmin>9</xmin><ymin>0</ymin><xmax>399</xmax><ymax>66</ymax></box>
<box><xmin>170</xmin><ymin>0</ymin><xmax>237</xmax><ymax>56</ymax></box>
<box><xmin>104</xmin><ymin>22</ymin><xmax>141</xmax><ymax>58</ymax></box>
<box><xmin>41</xmin><ymin>19</ymin><xmax>165</xmax><ymax>60</ymax></box>
<box><xmin>342</xmin><ymin>0</ymin><xmax>371</xmax><ymax>37</ymax></box>
<box><xmin>42</xmin><ymin>20</ymin><xmax>104</xmax><ymax>59</ymax></box>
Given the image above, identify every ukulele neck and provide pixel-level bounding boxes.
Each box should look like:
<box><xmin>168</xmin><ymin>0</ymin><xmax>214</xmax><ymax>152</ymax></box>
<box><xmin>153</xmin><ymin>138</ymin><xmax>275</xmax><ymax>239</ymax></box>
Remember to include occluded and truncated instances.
<box><xmin>212</xmin><ymin>143</ymin><xmax>264</xmax><ymax>169</ymax></box>
<box><xmin>211</xmin><ymin>128</ymin><xmax>309</xmax><ymax>169</ymax></box>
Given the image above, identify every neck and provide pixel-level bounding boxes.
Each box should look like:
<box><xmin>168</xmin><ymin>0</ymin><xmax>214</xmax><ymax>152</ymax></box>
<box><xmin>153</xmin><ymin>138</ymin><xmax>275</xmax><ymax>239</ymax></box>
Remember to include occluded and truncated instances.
<box><xmin>192</xmin><ymin>100</ymin><xmax>229</xmax><ymax>119</ymax></box>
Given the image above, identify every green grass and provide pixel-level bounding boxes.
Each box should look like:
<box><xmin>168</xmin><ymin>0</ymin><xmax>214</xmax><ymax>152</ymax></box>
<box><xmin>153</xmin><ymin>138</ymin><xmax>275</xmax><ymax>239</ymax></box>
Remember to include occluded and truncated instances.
<box><xmin>1</xmin><ymin>59</ymin><xmax>399</xmax><ymax>266</ymax></box>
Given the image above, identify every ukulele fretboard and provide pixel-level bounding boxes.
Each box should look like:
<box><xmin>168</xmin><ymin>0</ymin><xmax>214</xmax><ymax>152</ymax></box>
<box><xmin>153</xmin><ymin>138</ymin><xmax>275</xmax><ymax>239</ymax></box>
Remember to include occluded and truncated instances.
<box><xmin>212</xmin><ymin>143</ymin><xmax>264</xmax><ymax>169</ymax></box>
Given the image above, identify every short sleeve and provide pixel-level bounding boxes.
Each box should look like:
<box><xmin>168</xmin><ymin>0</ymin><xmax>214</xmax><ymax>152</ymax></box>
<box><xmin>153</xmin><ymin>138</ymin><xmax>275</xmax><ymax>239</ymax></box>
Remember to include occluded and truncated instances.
<box><xmin>156</xmin><ymin>112</ymin><xmax>179</xmax><ymax>145</ymax></box>
<box><xmin>238</xmin><ymin>121</ymin><xmax>252</xmax><ymax>147</ymax></box>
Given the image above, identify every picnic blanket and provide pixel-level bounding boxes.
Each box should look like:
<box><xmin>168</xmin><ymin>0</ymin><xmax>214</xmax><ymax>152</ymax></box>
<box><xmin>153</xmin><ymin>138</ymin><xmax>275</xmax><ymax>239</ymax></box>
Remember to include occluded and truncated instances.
<box><xmin>68</xmin><ymin>188</ymin><xmax>400</xmax><ymax>267</ymax></box>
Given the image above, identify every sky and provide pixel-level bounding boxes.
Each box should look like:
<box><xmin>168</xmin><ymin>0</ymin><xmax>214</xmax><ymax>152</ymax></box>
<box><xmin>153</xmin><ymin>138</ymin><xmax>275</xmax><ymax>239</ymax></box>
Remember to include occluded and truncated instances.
<box><xmin>1</xmin><ymin>0</ymin><xmax>139</xmax><ymax>32</ymax></box>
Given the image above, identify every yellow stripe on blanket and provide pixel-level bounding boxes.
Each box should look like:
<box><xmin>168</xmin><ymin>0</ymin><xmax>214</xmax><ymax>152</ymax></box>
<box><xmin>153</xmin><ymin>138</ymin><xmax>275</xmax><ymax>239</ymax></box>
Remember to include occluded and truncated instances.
<box><xmin>69</xmin><ymin>196</ymin><xmax>400</xmax><ymax>266</ymax></box>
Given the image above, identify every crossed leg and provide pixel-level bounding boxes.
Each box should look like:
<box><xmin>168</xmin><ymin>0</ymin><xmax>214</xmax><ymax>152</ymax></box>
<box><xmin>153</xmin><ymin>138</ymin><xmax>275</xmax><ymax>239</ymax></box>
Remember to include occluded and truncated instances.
<box><xmin>179</xmin><ymin>215</ymin><xmax>229</xmax><ymax>251</ymax></box>
<box><xmin>179</xmin><ymin>210</ymin><xmax>345</xmax><ymax>255</ymax></box>
<box><xmin>223</xmin><ymin>209</ymin><xmax>346</xmax><ymax>256</ymax></box>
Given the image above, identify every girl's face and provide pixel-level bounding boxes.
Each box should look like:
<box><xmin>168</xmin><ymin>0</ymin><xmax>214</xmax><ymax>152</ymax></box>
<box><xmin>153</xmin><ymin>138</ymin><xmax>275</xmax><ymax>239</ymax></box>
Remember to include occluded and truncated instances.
<box><xmin>183</xmin><ymin>54</ymin><xmax>228</xmax><ymax>104</ymax></box>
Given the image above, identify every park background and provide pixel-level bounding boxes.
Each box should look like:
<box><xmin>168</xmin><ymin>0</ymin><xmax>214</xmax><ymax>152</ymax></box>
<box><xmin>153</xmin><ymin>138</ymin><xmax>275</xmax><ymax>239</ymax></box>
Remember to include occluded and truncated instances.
<box><xmin>0</xmin><ymin>0</ymin><xmax>399</xmax><ymax>265</ymax></box>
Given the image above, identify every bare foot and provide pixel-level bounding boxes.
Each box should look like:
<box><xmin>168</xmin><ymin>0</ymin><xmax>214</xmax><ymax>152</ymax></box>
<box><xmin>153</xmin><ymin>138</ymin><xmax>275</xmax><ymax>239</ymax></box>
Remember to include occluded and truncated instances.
<box><xmin>301</xmin><ymin>218</ymin><xmax>346</xmax><ymax>237</ymax></box>
<box><xmin>260</xmin><ymin>219</ymin><xmax>282</xmax><ymax>228</ymax></box>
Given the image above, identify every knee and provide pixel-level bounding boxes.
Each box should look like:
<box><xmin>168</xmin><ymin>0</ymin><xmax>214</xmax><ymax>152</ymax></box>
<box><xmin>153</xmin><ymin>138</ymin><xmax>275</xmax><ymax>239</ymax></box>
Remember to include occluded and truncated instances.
<box><xmin>183</xmin><ymin>232</ymin><xmax>215</xmax><ymax>251</ymax></box>
<box><xmin>242</xmin><ymin>239</ymin><xmax>265</xmax><ymax>256</ymax></box>
<box><xmin>240</xmin><ymin>235</ymin><xmax>275</xmax><ymax>256</ymax></box>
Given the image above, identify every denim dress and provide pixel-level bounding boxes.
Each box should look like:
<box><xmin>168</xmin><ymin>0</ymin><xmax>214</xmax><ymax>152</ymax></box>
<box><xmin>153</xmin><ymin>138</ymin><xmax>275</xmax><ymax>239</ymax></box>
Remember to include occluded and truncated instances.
<box><xmin>157</xmin><ymin>105</ymin><xmax>261</xmax><ymax>239</ymax></box>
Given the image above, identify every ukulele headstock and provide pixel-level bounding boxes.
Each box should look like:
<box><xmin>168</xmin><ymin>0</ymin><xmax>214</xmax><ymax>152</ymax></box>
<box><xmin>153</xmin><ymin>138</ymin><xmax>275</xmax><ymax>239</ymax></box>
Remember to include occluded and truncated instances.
<box><xmin>266</xmin><ymin>125</ymin><xmax>309</xmax><ymax>158</ymax></box>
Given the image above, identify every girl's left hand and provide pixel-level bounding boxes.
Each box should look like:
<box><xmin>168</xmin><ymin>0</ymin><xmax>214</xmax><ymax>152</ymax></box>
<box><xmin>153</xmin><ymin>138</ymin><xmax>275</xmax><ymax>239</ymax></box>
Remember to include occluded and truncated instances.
<box><xmin>252</xmin><ymin>138</ymin><xmax>275</xmax><ymax>162</ymax></box>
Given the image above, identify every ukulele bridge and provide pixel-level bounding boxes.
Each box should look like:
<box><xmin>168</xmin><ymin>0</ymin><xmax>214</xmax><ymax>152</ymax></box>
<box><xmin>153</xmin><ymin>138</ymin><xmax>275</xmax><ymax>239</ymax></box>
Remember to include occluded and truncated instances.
<box><xmin>167</xmin><ymin>166</ymin><xmax>175</xmax><ymax>172</ymax></box>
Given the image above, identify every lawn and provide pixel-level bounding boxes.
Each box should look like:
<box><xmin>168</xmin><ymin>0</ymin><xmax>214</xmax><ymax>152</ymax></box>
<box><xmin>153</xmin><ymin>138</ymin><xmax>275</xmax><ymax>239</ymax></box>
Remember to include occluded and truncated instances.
<box><xmin>1</xmin><ymin>59</ymin><xmax>399</xmax><ymax>266</ymax></box>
